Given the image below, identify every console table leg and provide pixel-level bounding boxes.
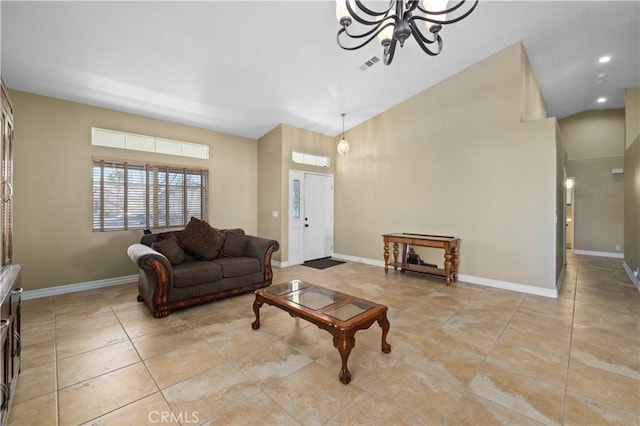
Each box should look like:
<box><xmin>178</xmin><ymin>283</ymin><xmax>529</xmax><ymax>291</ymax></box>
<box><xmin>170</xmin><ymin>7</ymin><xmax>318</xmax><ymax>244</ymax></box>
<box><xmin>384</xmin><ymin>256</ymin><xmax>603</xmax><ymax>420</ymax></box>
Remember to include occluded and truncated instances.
<box><xmin>383</xmin><ymin>241</ymin><xmax>389</xmax><ymax>274</ymax></box>
<box><xmin>392</xmin><ymin>243</ymin><xmax>399</xmax><ymax>271</ymax></box>
<box><xmin>444</xmin><ymin>252</ymin><xmax>452</xmax><ymax>287</ymax></box>
<box><xmin>333</xmin><ymin>332</ymin><xmax>355</xmax><ymax>384</ymax></box>
<box><xmin>251</xmin><ymin>299</ymin><xmax>263</xmax><ymax>330</ymax></box>
<box><xmin>452</xmin><ymin>245</ymin><xmax>460</xmax><ymax>282</ymax></box>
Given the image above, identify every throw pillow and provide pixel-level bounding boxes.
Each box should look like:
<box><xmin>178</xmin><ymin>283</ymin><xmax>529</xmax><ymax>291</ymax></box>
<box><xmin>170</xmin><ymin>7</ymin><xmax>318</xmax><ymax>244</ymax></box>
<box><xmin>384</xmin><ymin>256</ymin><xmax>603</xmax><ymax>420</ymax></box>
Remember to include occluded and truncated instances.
<box><xmin>151</xmin><ymin>237</ymin><xmax>186</xmax><ymax>265</ymax></box>
<box><xmin>179</xmin><ymin>217</ymin><xmax>225</xmax><ymax>260</ymax></box>
<box><xmin>222</xmin><ymin>229</ymin><xmax>248</xmax><ymax>257</ymax></box>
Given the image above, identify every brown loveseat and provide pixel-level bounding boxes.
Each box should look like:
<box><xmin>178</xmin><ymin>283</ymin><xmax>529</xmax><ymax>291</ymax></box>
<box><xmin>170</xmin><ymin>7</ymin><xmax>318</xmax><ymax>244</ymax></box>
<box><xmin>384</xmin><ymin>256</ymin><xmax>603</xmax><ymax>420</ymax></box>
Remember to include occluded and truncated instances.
<box><xmin>127</xmin><ymin>218</ymin><xmax>279</xmax><ymax>318</ymax></box>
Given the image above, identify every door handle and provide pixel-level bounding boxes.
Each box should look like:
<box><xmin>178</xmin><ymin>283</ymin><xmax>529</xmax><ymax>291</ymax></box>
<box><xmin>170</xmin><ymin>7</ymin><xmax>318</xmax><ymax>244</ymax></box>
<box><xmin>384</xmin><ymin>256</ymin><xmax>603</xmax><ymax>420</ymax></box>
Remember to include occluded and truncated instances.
<box><xmin>305</xmin><ymin>224</ymin><xmax>309</xmax><ymax>228</ymax></box>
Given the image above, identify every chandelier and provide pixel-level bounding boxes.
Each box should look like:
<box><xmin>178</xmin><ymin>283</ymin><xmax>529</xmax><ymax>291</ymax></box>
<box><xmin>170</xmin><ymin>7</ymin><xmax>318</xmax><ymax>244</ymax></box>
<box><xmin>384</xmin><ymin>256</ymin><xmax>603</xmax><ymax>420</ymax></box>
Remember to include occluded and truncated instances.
<box><xmin>337</xmin><ymin>113</ymin><xmax>350</xmax><ymax>156</ymax></box>
<box><xmin>336</xmin><ymin>0</ymin><xmax>478</xmax><ymax>65</ymax></box>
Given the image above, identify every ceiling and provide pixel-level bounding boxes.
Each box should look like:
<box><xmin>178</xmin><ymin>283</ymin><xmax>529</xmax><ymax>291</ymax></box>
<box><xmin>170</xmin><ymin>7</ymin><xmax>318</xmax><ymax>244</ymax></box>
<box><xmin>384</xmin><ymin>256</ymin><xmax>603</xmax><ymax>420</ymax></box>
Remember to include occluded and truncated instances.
<box><xmin>1</xmin><ymin>1</ymin><xmax>639</xmax><ymax>140</ymax></box>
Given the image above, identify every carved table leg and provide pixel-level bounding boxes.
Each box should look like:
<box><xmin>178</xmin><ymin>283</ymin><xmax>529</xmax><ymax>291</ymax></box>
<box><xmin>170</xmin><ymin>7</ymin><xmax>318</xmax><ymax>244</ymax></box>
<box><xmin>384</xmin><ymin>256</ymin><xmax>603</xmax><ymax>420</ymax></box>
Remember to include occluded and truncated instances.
<box><xmin>378</xmin><ymin>313</ymin><xmax>391</xmax><ymax>354</ymax></box>
<box><xmin>444</xmin><ymin>251</ymin><xmax>452</xmax><ymax>287</ymax></box>
<box><xmin>392</xmin><ymin>243</ymin><xmax>399</xmax><ymax>271</ymax></box>
<box><xmin>333</xmin><ymin>332</ymin><xmax>356</xmax><ymax>384</ymax></box>
<box><xmin>251</xmin><ymin>298</ymin><xmax>263</xmax><ymax>330</ymax></box>
<box><xmin>383</xmin><ymin>241</ymin><xmax>390</xmax><ymax>274</ymax></box>
<box><xmin>452</xmin><ymin>245</ymin><xmax>460</xmax><ymax>283</ymax></box>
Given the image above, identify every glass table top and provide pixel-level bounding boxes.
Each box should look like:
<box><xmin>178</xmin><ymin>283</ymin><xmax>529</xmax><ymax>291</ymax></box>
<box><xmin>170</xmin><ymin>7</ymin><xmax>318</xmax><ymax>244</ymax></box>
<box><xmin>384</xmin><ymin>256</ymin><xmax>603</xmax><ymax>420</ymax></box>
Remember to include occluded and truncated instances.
<box><xmin>265</xmin><ymin>281</ymin><xmax>379</xmax><ymax>322</ymax></box>
<box><xmin>285</xmin><ymin>289</ymin><xmax>345</xmax><ymax>310</ymax></box>
<box><xmin>325</xmin><ymin>300</ymin><xmax>375</xmax><ymax>321</ymax></box>
<box><xmin>267</xmin><ymin>280</ymin><xmax>309</xmax><ymax>296</ymax></box>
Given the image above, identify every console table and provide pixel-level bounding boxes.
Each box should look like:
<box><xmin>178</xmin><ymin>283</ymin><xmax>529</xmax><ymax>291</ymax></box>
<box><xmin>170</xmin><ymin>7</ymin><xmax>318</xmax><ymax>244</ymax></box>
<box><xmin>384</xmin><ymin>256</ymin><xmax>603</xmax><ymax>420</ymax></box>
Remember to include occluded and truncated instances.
<box><xmin>382</xmin><ymin>233</ymin><xmax>460</xmax><ymax>286</ymax></box>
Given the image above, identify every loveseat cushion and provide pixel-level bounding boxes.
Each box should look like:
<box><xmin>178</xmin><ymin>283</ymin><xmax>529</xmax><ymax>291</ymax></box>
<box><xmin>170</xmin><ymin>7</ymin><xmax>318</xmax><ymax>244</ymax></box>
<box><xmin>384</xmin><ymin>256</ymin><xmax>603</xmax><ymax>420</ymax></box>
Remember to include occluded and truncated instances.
<box><xmin>222</xmin><ymin>229</ymin><xmax>248</xmax><ymax>257</ymax></box>
<box><xmin>151</xmin><ymin>236</ymin><xmax>186</xmax><ymax>265</ymax></box>
<box><xmin>212</xmin><ymin>257</ymin><xmax>261</xmax><ymax>278</ymax></box>
<box><xmin>179</xmin><ymin>217</ymin><xmax>225</xmax><ymax>260</ymax></box>
<box><xmin>172</xmin><ymin>260</ymin><xmax>223</xmax><ymax>288</ymax></box>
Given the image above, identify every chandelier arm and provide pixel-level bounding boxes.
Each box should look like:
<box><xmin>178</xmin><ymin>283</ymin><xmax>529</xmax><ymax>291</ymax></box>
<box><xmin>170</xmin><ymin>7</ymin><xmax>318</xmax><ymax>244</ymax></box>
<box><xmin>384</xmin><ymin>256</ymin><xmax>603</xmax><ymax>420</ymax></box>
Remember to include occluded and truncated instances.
<box><xmin>350</xmin><ymin>0</ymin><xmax>394</xmax><ymax>19</ymax></box>
<box><xmin>337</xmin><ymin>22</ymin><xmax>396</xmax><ymax>50</ymax></box>
<box><xmin>382</xmin><ymin>39</ymin><xmax>398</xmax><ymax>65</ymax></box>
<box><xmin>346</xmin><ymin>0</ymin><xmax>393</xmax><ymax>26</ymax></box>
<box><xmin>405</xmin><ymin>1</ymin><xmax>420</xmax><ymax>13</ymax></box>
<box><xmin>341</xmin><ymin>19</ymin><xmax>389</xmax><ymax>40</ymax></box>
<box><xmin>409</xmin><ymin>22</ymin><xmax>440</xmax><ymax>45</ymax></box>
<box><xmin>415</xmin><ymin>0</ymin><xmax>479</xmax><ymax>25</ymax></box>
<box><xmin>411</xmin><ymin>25</ymin><xmax>443</xmax><ymax>56</ymax></box>
<box><xmin>416</xmin><ymin>0</ymin><xmax>467</xmax><ymax>15</ymax></box>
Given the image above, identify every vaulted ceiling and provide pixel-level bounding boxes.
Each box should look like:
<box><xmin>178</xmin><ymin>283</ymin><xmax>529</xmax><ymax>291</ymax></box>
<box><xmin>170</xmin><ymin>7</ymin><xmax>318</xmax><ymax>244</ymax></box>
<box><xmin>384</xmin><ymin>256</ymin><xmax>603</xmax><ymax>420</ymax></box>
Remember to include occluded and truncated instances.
<box><xmin>2</xmin><ymin>1</ymin><xmax>639</xmax><ymax>139</ymax></box>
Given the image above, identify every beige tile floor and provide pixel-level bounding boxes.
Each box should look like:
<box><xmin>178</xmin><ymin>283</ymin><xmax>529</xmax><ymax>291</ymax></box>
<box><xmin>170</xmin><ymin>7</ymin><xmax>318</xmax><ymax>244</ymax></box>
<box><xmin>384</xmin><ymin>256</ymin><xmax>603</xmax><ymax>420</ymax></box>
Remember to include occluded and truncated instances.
<box><xmin>8</xmin><ymin>252</ymin><xmax>640</xmax><ymax>425</ymax></box>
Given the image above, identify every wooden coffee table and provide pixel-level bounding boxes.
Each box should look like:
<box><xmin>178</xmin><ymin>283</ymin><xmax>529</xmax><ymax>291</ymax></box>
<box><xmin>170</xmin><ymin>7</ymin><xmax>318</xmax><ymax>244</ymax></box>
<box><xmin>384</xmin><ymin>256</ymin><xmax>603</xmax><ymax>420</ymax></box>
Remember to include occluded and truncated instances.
<box><xmin>252</xmin><ymin>280</ymin><xmax>391</xmax><ymax>384</ymax></box>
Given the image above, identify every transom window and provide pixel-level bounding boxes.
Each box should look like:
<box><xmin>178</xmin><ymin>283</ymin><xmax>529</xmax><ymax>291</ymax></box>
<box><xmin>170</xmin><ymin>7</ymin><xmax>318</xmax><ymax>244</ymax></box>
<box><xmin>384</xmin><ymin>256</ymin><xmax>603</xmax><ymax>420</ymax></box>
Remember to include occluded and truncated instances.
<box><xmin>92</xmin><ymin>158</ymin><xmax>208</xmax><ymax>231</ymax></box>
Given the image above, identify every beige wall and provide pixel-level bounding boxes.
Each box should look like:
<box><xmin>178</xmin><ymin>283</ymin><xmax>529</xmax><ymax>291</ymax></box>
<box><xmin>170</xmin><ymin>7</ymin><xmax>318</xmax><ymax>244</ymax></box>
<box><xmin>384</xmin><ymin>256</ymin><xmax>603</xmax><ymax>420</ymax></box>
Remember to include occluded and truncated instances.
<box><xmin>521</xmin><ymin>46</ymin><xmax>548</xmax><ymax>122</ymax></box>
<box><xmin>11</xmin><ymin>90</ymin><xmax>258</xmax><ymax>291</ymax></box>
<box><xmin>567</xmin><ymin>157</ymin><xmax>625</xmax><ymax>253</ymax></box>
<box><xmin>560</xmin><ymin>109</ymin><xmax>626</xmax><ymax>159</ymax></box>
<box><xmin>624</xmin><ymin>88</ymin><xmax>640</xmax><ymax>276</ymax></box>
<box><xmin>560</xmin><ymin>109</ymin><xmax>625</xmax><ymax>254</ymax></box>
<box><xmin>257</xmin><ymin>123</ymin><xmax>335</xmax><ymax>262</ymax></box>
<box><xmin>626</xmin><ymin>88</ymin><xmax>640</xmax><ymax>149</ymax></box>
<box><xmin>334</xmin><ymin>42</ymin><xmax>559</xmax><ymax>289</ymax></box>
<box><xmin>281</xmin><ymin>124</ymin><xmax>335</xmax><ymax>262</ymax></box>
<box><xmin>257</xmin><ymin>125</ymin><xmax>283</xmax><ymax>261</ymax></box>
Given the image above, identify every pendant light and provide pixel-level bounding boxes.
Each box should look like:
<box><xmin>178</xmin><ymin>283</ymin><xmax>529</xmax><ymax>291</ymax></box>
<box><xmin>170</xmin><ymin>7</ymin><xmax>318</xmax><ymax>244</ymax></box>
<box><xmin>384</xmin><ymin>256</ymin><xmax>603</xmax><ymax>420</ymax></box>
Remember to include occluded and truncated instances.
<box><xmin>337</xmin><ymin>113</ymin><xmax>350</xmax><ymax>156</ymax></box>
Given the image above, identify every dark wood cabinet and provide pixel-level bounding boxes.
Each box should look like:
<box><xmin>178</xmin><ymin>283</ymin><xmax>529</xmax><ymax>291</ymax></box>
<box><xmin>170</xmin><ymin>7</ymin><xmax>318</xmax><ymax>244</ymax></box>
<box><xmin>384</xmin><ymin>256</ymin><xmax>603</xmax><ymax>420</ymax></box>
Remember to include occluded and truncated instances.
<box><xmin>0</xmin><ymin>266</ymin><xmax>20</xmax><ymax>426</ymax></box>
<box><xmin>0</xmin><ymin>78</ymin><xmax>20</xmax><ymax>426</ymax></box>
<box><xmin>1</xmin><ymin>79</ymin><xmax>14</xmax><ymax>267</ymax></box>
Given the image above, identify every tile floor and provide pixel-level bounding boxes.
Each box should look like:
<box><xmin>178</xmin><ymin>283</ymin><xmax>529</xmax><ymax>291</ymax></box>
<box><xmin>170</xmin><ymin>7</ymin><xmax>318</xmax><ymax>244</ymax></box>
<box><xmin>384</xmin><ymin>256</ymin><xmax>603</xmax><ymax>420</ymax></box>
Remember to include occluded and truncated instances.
<box><xmin>8</xmin><ymin>252</ymin><xmax>640</xmax><ymax>425</ymax></box>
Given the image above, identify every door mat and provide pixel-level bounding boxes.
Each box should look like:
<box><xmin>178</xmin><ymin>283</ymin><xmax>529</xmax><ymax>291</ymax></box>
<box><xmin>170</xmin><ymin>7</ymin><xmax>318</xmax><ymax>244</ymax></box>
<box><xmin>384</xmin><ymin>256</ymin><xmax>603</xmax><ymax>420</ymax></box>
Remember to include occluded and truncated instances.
<box><xmin>303</xmin><ymin>258</ymin><xmax>346</xmax><ymax>270</ymax></box>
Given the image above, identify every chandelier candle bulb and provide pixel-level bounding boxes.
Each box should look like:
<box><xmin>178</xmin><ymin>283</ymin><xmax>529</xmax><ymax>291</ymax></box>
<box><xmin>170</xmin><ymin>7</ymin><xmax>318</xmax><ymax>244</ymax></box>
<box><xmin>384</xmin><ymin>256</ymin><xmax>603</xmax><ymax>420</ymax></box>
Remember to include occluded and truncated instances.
<box><xmin>377</xmin><ymin>9</ymin><xmax>396</xmax><ymax>45</ymax></box>
<box><xmin>423</xmin><ymin>0</ymin><xmax>449</xmax><ymax>32</ymax></box>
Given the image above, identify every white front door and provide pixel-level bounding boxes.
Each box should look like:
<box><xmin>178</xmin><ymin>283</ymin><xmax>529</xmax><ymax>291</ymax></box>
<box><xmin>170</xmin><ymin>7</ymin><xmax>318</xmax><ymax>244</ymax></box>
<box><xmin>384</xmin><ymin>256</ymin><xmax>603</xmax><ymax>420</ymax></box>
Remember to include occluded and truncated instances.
<box><xmin>303</xmin><ymin>173</ymin><xmax>333</xmax><ymax>261</ymax></box>
<box><xmin>288</xmin><ymin>171</ymin><xmax>334</xmax><ymax>265</ymax></box>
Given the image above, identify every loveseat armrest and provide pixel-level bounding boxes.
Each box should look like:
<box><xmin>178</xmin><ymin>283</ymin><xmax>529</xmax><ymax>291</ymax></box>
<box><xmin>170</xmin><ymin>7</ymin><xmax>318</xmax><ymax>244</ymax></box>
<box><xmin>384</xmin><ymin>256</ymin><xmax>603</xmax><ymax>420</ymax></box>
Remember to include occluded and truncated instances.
<box><xmin>245</xmin><ymin>236</ymin><xmax>280</xmax><ymax>283</ymax></box>
<box><xmin>127</xmin><ymin>243</ymin><xmax>175</xmax><ymax>318</ymax></box>
<box><xmin>127</xmin><ymin>243</ymin><xmax>173</xmax><ymax>272</ymax></box>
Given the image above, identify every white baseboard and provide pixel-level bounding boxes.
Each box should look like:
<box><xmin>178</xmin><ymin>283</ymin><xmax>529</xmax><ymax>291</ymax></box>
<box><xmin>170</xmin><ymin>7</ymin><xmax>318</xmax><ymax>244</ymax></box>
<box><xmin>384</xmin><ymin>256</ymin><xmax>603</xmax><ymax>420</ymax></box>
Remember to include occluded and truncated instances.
<box><xmin>457</xmin><ymin>274</ymin><xmax>558</xmax><ymax>298</ymax></box>
<box><xmin>272</xmin><ymin>260</ymin><xmax>293</xmax><ymax>268</ymax></box>
<box><xmin>332</xmin><ymin>253</ymin><xmax>385</xmax><ymax>268</ymax></box>
<box><xmin>333</xmin><ymin>253</ymin><xmax>558</xmax><ymax>298</ymax></box>
<box><xmin>22</xmin><ymin>275</ymin><xmax>138</xmax><ymax>300</ymax></box>
<box><xmin>623</xmin><ymin>261</ymin><xmax>640</xmax><ymax>292</ymax></box>
<box><xmin>573</xmin><ymin>249</ymin><xmax>624</xmax><ymax>259</ymax></box>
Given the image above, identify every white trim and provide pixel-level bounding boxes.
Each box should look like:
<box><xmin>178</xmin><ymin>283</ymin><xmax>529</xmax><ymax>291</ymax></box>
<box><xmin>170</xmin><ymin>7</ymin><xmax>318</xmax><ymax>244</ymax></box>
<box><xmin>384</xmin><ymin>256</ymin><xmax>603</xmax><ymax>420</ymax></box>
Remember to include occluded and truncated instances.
<box><xmin>623</xmin><ymin>261</ymin><xmax>640</xmax><ymax>292</ymax></box>
<box><xmin>333</xmin><ymin>253</ymin><xmax>558</xmax><ymax>298</ymax></box>
<box><xmin>573</xmin><ymin>249</ymin><xmax>624</xmax><ymax>259</ymax></box>
<box><xmin>457</xmin><ymin>274</ymin><xmax>558</xmax><ymax>298</ymax></box>
<box><xmin>22</xmin><ymin>275</ymin><xmax>138</xmax><ymax>300</ymax></box>
<box><xmin>567</xmin><ymin>154</ymin><xmax>624</xmax><ymax>161</ymax></box>
<box><xmin>332</xmin><ymin>253</ymin><xmax>385</xmax><ymax>268</ymax></box>
<box><xmin>272</xmin><ymin>260</ymin><xmax>293</xmax><ymax>268</ymax></box>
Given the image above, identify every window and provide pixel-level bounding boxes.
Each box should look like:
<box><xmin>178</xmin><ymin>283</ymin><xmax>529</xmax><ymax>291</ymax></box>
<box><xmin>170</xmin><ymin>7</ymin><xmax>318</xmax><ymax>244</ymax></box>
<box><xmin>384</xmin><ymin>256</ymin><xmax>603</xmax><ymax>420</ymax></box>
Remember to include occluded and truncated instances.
<box><xmin>92</xmin><ymin>158</ymin><xmax>208</xmax><ymax>231</ymax></box>
<box><xmin>92</xmin><ymin>127</ymin><xmax>209</xmax><ymax>159</ymax></box>
<box><xmin>292</xmin><ymin>151</ymin><xmax>330</xmax><ymax>168</ymax></box>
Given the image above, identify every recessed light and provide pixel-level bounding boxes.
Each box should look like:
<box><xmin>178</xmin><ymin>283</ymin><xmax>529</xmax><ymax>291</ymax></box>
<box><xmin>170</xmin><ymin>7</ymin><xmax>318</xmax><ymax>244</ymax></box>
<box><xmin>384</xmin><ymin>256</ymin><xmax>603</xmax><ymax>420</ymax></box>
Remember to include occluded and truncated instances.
<box><xmin>595</xmin><ymin>80</ymin><xmax>603</xmax><ymax>84</ymax></box>
<box><xmin>597</xmin><ymin>97</ymin><xmax>607</xmax><ymax>103</ymax></box>
<box><xmin>598</xmin><ymin>56</ymin><xmax>611</xmax><ymax>63</ymax></box>
<box><xmin>597</xmin><ymin>73</ymin><xmax>607</xmax><ymax>78</ymax></box>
